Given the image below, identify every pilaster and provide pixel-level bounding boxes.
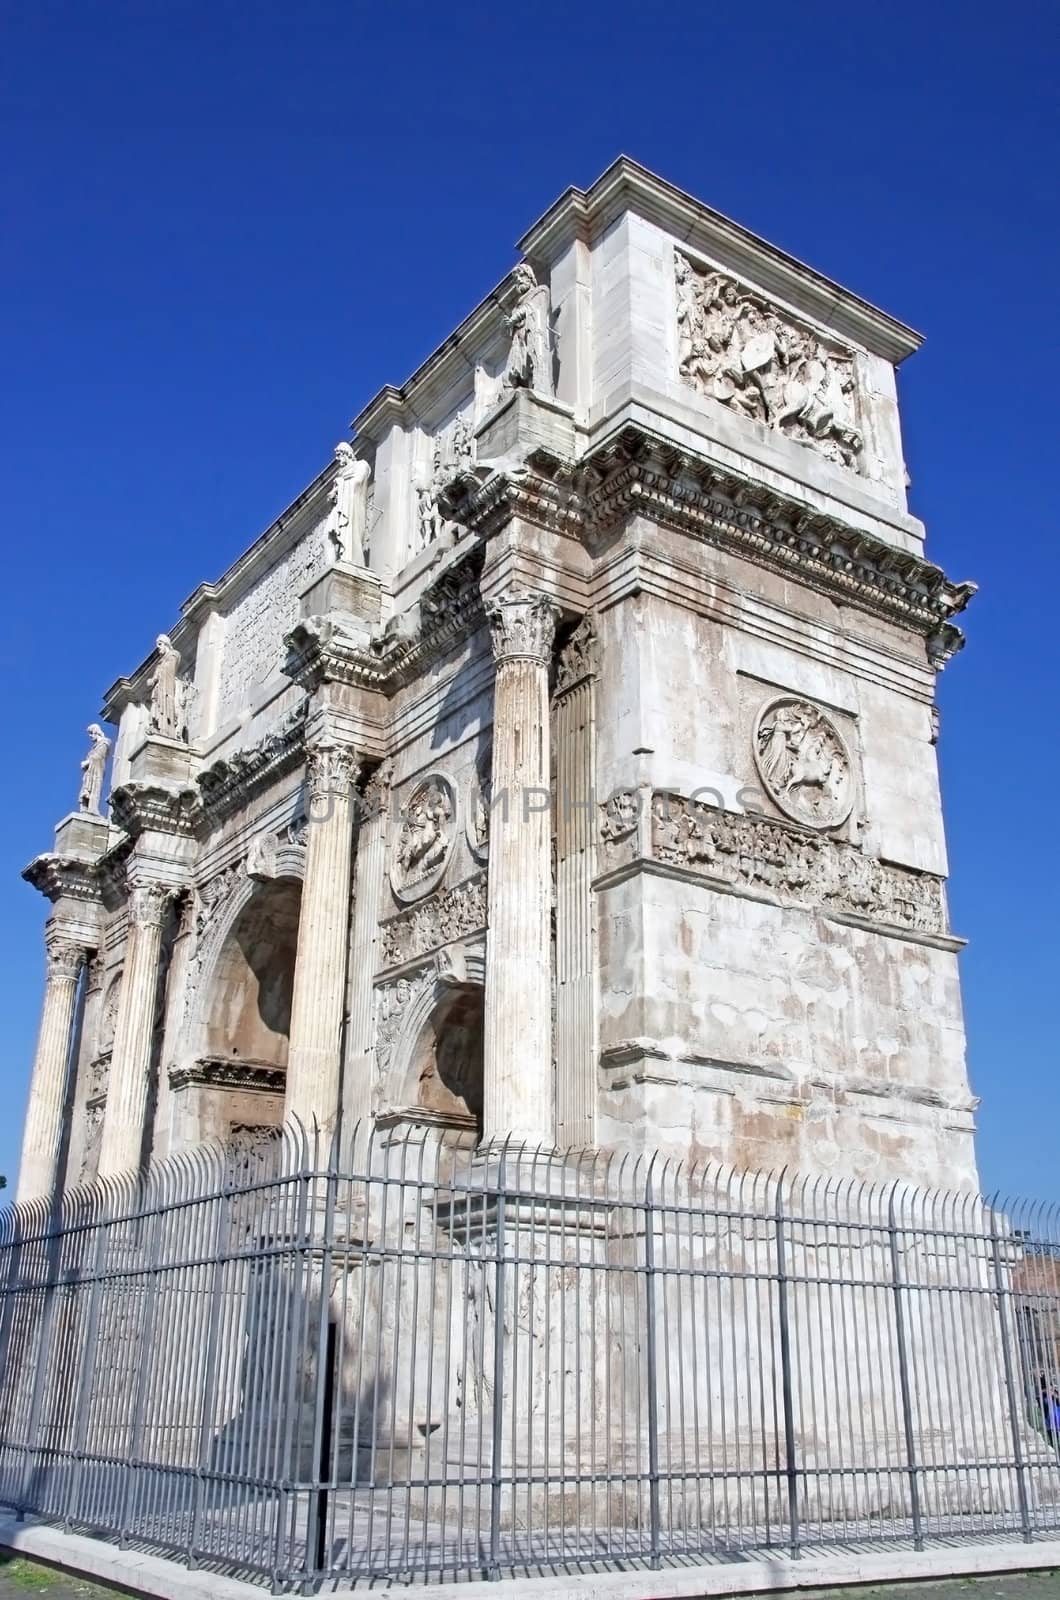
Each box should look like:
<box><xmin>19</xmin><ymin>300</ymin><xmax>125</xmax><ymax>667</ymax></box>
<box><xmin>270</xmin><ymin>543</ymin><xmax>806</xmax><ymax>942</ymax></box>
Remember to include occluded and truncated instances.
<box><xmin>343</xmin><ymin>762</ymin><xmax>391</xmax><ymax>1139</ymax></box>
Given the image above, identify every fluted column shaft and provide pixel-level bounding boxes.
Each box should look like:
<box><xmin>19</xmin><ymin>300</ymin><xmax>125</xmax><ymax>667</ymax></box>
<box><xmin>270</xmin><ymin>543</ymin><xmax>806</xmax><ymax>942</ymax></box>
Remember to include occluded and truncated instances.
<box><xmin>285</xmin><ymin>739</ymin><xmax>359</xmax><ymax>1136</ymax></box>
<box><xmin>98</xmin><ymin>882</ymin><xmax>172</xmax><ymax>1180</ymax></box>
<box><xmin>483</xmin><ymin>592</ymin><xmax>558</xmax><ymax>1143</ymax></box>
<box><xmin>344</xmin><ymin>763</ymin><xmax>390</xmax><ymax>1133</ymax></box>
<box><xmin>17</xmin><ymin>932</ymin><xmax>86</xmax><ymax>1204</ymax></box>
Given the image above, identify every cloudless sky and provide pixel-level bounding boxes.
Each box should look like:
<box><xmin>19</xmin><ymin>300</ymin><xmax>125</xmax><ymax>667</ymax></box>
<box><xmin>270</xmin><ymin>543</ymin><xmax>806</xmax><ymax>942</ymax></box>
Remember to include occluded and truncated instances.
<box><xmin>1</xmin><ymin>0</ymin><xmax>1056</xmax><ymax>1198</ymax></box>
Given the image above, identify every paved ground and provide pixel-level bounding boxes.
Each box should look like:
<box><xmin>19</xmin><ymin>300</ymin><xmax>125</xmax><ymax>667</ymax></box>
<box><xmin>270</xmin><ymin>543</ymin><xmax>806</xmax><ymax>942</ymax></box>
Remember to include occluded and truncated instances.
<box><xmin>1</xmin><ymin>1558</ymin><xmax>1059</xmax><ymax>1600</ymax></box>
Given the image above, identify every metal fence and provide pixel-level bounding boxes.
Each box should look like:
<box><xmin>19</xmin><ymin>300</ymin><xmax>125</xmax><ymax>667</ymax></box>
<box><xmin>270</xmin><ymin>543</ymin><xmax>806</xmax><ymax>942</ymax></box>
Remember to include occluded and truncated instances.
<box><xmin>1</xmin><ymin>1120</ymin><xmax>1060</xmax><ymax>1589</ymax></box>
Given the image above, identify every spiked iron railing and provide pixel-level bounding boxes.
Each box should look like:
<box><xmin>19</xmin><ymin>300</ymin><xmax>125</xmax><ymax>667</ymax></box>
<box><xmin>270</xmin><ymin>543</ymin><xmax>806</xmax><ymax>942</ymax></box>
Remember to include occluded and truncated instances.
<box><xmin>0</xmin><ymin>1120</ymin><xmax>1059</xmax><ymax>1588</ymax></box>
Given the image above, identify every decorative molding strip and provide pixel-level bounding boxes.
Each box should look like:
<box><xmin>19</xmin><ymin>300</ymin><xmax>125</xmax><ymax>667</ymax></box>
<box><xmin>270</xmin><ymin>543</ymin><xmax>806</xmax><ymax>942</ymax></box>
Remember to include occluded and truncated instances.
<box><xmin>380</xmin><ymin>872</ymin><xmax>488</xmax><ymax>969</ymax></box>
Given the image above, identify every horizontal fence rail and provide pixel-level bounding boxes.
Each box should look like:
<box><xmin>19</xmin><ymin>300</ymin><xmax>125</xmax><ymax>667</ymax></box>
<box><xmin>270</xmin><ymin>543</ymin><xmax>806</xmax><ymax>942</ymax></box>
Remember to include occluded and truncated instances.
<box><xmin>1</xmin><ymin>1121</ymin><xmax>1059</xmax><ymax>1588</ymax></box>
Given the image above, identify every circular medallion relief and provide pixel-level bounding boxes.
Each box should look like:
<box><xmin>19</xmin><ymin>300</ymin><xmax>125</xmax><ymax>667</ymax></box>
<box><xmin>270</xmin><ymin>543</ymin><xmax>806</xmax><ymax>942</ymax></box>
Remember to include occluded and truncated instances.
<box><xmin>752</xmin><ymin>697</ymin><xmax>853</xmax><ymax>830</ymax></box>
<box><xmin>390</xmin><ymin>773</ymin><xmax>457</xmax><ymax>903</ymax></box>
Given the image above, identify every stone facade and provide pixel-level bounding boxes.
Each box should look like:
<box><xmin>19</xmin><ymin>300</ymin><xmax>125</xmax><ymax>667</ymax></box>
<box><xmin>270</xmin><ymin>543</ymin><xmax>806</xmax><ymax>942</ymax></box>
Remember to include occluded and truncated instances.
<box><xmin>16</xmin><ymin>158</ymin><xmax>979</xmax><ymax>1201</ymax></box>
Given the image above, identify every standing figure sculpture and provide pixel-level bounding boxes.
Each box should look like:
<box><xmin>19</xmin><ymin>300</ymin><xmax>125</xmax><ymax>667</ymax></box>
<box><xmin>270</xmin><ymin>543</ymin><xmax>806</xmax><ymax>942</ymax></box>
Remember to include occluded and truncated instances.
<box><xmin>328</xmin><ymin>443</ymin><xmax>371</xmax><ymax>565</ymax></box>
<box><xmin>502</xmin><ymin>263</ymin><xmax>554</xmax><ymax>398</ymax></box>
<box><xmin>78</xmin><ymin>723</ymin><xmax>110</xmax><ymax>814</ymax></box>
<box><xmin>148</xmin><ymin>634</ymin><xmax>184</xmax><ymax>740</ymax></box>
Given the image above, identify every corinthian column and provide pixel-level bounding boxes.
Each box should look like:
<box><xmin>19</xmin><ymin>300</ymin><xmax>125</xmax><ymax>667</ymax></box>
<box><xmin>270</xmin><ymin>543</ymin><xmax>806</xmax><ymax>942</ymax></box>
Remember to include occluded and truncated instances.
<box><xmin>285</xmin><ymin>738</ymin><xmax>359</xmax><ymax>1138</ymax></box>
<box><xmin>16</xmin><ymin>931</ymin><xmax>87</xmax><ymax>1204</ymax></box>
<box><xmin>483</xmin><ymin>591</ymin><xmax>558</xmax><ymax>1144</ymax></box>
<box><xmin>98</xmin><ymin>882</ymin><xmax>172</xmax><ymax>1181</ymax></box>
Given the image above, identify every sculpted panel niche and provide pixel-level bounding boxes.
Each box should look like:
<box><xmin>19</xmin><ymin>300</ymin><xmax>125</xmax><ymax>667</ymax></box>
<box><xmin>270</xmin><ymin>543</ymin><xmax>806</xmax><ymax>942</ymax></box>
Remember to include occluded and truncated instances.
<box><xmin>675</xmin><ymin>250</ymin><xmax>863</xmax><ymax>472</ymax></box>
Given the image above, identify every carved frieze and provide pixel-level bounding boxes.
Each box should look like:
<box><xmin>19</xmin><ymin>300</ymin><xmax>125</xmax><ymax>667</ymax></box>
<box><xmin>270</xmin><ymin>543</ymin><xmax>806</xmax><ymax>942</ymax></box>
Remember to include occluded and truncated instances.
<box><xmin>390</xmin><ymin>774</ymin><xmax>457</xmax><ymax>903</ymax></box>
<box><xmin>675</xmin><ymin>251</ymin><xmax>863</xmax><ymax>472</ymax></box>
<box><xmin>649</xmin><ymin>792</ymin><xmax>947</xmax><ymax>938</ymax></box>
<box><xmin>598</xmin><ymin>790</ymin><xmax>641</xmax><ymax>869</ymax></box>
<box><xmin>381</xmin><ymin>873</ymin><xmax>487</xmax><ymax>968</ymax></box>
<box><xmin>753</xmin><ymin>697</ymin><xmax>854</xmax><ymax>830</ymax></box>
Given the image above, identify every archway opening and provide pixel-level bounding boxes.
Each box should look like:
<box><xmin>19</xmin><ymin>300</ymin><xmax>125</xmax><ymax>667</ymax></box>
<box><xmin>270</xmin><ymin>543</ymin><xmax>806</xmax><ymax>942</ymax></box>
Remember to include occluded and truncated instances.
<box><xmin>205</xmin><ymin>878</ymin><xmax>302</xmax><ymax>1071</ymax></box>
<box><xmin>410</xmin><ymin>986</ymin><xmax>484</xmax><ymax>1137</ymax></box>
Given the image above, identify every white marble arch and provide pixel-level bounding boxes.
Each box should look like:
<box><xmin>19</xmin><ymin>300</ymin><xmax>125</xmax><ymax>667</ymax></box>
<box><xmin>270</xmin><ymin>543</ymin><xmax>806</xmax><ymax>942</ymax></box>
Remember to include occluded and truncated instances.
<box><xmin>377</xmin><ymin>940</ymin><xmax>485</xmax><ymax>1134</ymax></box>
<box><xmin>186</xmin><ymin>846</ymin><xmax>306</xmax><ymax>1067</ymax></box>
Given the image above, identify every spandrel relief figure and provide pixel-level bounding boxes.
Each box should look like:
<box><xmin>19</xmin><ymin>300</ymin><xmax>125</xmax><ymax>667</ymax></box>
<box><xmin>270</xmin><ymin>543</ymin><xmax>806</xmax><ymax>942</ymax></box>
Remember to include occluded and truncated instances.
<box><xmin>148</xmin><ymin>633</ymin><xmax>186</xmax><ymax>740</ymax></box>
<box><xmin>78</xmin><ymin>723</ymin><xmax>110</xmax><ymax>814</ymax></box>
<box><xmin>328</xmin><ymin>442</ymin><xmax>370</xmax><ymax>565</ymax></box>
<box><xmin>753</xmin><ymin>697</ymin><xmax>853</xmax><ymax>830</ymax></box>
<box><xmin>502</xmin><ymin>263</ymin><xmax>554</xmax><ymax>399</ymax></box>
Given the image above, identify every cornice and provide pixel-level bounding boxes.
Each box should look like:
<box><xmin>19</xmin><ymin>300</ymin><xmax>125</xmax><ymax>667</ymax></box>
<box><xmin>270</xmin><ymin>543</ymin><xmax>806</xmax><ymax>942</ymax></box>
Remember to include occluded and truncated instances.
<box><xmin>579</xmin><ymin>427</ymin><xmax>971</xmax><ymax>660</ymax></box>
<box><xmin>169</xmin><ymin>1058</ymin><xmax>287</xmax><ymax>1095</ymax></box>
<box><xmin>517</xmin><ymin>156</ymin><xmax>921</xmax><ymax>364</ymax></box>
<box><xmin>196</xmin><ymin>698</ymin><xmax>309</xmax><ymax>827</ymax></box>
<box><xmin>22</xmin><ymin>853</ymin><xmax>104</xmax><ymax>907</ymax></box>
<box><xmin>109</xmin><ymin>781</ymin><xmax>202</xmax><ymax>840</ymax></box>
<box><xmin>285</xmin><ymin>546</ymin><xmax>487</xmax><ymax>697</ymax></box>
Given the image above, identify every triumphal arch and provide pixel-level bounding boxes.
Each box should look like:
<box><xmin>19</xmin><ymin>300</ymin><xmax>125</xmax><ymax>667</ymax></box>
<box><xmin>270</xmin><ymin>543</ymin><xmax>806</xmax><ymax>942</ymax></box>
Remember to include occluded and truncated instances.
<box><xmin>17</xmin><ymin>158</ymin><xmax>978</xmax><ymax>1204</ymax></box>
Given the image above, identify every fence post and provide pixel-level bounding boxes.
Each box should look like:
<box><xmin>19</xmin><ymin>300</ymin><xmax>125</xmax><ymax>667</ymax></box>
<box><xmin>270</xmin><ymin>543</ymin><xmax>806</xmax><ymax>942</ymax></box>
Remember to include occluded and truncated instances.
<box><xmin>117</xmin><ymin>1181</ymin><xmax>164</xmax><ymax>1548</ymax></box>
<box><xmin>643</xmin><ymin>1165</ymin><xmax>661</xmax><ymax>1570</ymax></box>
<box><xmin>17</xmin><ymin>1207</ymin><xmax>66</xmax><ymax>1519</ymax></box>
<box><xmin>774</xmin><ymin>1180</ymin><xmax>800</xmax><ymax>1559</ymax></box>
<box><xmin>304</xmin><ymin>1155</ymin><xmax>339</xmax><ymax>1588</ymax></box>
<box><xmin>62</xmin><ymin>1192</ymin><xmax>113</xmax><ymax>1532</ymax></box>
<box><xmin>887</xmin><ymin>1186</ymin><xmax>924</xmax><ymax>1551</ymax></box>
<box><xmin>989</xmin><ymin>1205</ymin><xmax>1033</xmax><ymax>1542</ymax></box>
<box><xmin>188</xmin><ymin>1181</ymin><xmax>232</xmax><ymax>1570</ymax></box>
<box><xmin>488</xmin><ymin>1147</ymin><xmax>508</xmax><ymax>1580</ymax></box>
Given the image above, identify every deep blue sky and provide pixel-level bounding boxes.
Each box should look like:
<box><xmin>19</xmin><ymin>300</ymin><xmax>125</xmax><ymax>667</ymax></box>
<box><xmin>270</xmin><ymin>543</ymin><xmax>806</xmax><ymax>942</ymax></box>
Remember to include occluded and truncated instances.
<box><xmin>1</xmin><ymin>1</ymin><xmax>1056</xmax><ymax>1197</ymax></box>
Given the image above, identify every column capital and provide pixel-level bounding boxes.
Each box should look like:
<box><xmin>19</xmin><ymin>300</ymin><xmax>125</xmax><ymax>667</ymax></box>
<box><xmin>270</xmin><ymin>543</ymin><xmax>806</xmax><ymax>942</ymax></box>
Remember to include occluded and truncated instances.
<box><xmin>126</xmin><ymin>879</ymin><xmax>176</xmax><ymax>929</ymax></box>
<box><xmin>306</xmin><ymin>738</ymin><xmax>361</xmax><ymax>802</ymax></box>
<box><xmin>43</xmin><ymin>929</ymin><xmax>88</xmax><ymax>982</ymax></box>
<box><xmin>486</xmin><ymin>590</ymin><xmax>559</xmax><ymax>666</ymax></box>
